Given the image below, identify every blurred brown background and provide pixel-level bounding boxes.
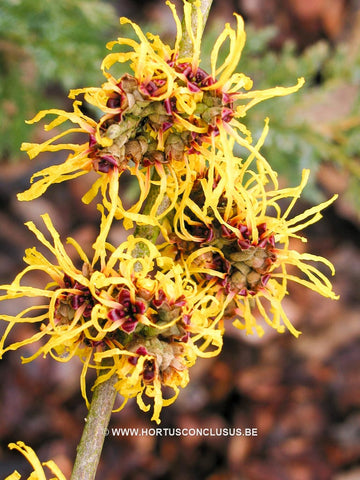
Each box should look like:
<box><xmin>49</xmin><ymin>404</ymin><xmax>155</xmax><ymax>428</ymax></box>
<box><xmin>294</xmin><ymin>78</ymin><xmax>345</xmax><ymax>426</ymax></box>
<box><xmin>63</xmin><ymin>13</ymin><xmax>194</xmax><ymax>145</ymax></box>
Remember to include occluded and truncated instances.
<box><xmin>0</xmin><ymin>0</ymin><xmax>360</xmax><ymax>479</ymax></box>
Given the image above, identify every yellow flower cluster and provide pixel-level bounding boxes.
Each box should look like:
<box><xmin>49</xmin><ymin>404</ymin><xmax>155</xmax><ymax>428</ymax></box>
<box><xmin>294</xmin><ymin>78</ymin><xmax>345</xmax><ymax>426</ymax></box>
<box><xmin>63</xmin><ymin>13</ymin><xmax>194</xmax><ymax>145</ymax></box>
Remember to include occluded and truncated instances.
<box><xmin>0</xmin><ymin>1</ymin><xmax>338</xmax><ymax>423</ymax></box>
<box><xmin>0</xmin><ymin>214</ymin><xmax>222</xmax><ymax>422</ymax></box>
<box><xmin>18</xmin><ymin>0</ymin><xmax>303</xmax><ymax>234</ymax></box>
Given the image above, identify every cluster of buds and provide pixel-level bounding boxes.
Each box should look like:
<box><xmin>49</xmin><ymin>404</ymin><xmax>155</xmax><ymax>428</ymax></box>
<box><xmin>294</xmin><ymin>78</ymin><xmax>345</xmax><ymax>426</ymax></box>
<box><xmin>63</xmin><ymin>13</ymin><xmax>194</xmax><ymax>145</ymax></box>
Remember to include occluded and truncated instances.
<box><xmin>201</xmin><ymin>223</ymin><xmax>276</xmax><ymax>296</ymax></box>
<box><xmin>169</xmin><ymin>219</ymin><xmax>277</xmax><ymax>295</ymax></box>
<box><xmin>84</xmin><ymin>61</ymin><xmax>238</xmax><ymax>178</ymax></box>
<box><xmin>128</xmin><ymin>337</ymin><xmax>188</xmax><ymax>385</ymax></box>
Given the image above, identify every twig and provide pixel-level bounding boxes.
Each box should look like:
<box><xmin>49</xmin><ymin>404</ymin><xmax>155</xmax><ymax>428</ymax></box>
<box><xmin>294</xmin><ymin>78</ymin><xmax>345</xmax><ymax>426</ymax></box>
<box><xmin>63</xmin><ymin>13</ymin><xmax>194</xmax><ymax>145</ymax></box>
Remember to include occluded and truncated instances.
<box><xmin>70</xmin><ymin>372</ymin><xmax>118</xmax><ymax>480</ymax></box>
<box><xmin>179</xmin><ymin>0</ymin><xmax>213</xmax><ymax>57</ymax></box>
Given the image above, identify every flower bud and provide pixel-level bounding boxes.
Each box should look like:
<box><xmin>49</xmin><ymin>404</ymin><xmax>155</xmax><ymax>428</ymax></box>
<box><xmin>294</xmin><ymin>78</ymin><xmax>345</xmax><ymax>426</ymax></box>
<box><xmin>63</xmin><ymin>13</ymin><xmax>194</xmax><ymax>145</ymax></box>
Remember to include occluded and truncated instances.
<box><xmin>120</xmin><ymin>73</ymin><xmax>139</xmax><ymax>94</ymax></box>
<box><xmin>125</xmin><ymin>136</ymin><xmax>148</xmax><ymax>163</ymax></box>
<box><xmin>165</xmin><ymin>133</ymin><xmax>186</xmax><ymax>161</ymax></box>
<box><xmin>106</xmin><ymin>123</ymin><xmax>123</xmax><ymax>140</ymax></box>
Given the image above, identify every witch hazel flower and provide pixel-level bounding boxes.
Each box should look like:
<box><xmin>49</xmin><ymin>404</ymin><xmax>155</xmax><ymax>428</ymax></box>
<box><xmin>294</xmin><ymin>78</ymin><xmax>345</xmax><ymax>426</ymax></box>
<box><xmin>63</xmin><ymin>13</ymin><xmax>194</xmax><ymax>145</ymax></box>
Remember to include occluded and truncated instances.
<box><xmin>0</xmin><ymin>214</ymin><xmax>222</xmax><ymax>421</ymax></box>
<box><xmin>95</xmin><ymin>297</ymin><xmax>224</xmax><ymax>425</ymax></box>
<box><xmin>18</xmin><ymin>0</ymin><xmax>304</xmax><ymax>232</ymax></box>
<box><xmin>98</xmin><ymin>0</ymin><xmax>304</xmax><ymax>150</ymax></box>
<box><xmin>166</xmin><ymin>140</ymin><xmax>338</xmax><ymax>337</ymax></box>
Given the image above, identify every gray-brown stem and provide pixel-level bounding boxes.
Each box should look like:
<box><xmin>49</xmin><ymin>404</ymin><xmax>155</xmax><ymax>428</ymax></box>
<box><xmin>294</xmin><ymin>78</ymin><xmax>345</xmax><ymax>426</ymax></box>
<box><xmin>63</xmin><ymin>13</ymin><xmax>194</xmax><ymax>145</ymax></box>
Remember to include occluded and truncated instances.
<box><xmin>70</xmin><ymin>373</ymin><xmax>118</xmax><ymax>480</ymax></box>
